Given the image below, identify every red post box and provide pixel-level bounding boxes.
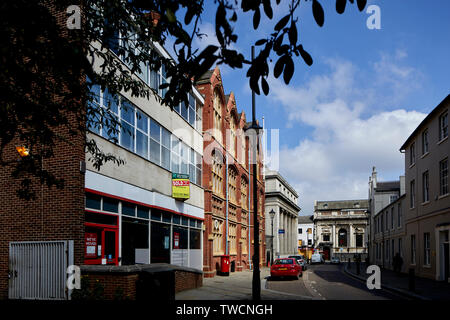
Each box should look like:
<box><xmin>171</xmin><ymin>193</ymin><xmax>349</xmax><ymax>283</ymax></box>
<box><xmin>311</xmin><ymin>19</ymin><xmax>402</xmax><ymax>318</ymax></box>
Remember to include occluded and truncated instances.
<box><xmin>220</xmin><ymin>255</ymin><xmax>230</xmax><ymax>276</ymax></box>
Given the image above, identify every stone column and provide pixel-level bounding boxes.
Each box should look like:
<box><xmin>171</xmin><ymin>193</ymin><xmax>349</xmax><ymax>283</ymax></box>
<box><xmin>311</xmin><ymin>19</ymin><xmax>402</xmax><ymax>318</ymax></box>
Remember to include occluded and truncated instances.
<box><xmin>332</xmin><ymin>224</ymin><xmax>336</xmax><ymax>256</ymax></box>
<box><xmin>349</xmin><ymin>223</ymin><xmax>354</xmax><ymax>252</ymax></box>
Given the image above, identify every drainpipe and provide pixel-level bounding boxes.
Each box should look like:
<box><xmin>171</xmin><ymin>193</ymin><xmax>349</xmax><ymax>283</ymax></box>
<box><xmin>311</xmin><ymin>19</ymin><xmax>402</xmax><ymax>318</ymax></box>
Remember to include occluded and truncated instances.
<box><xmin>248</xmin><ymin>145</ymin><xmax>252</xmax><ymax>270</ymax></box>
<box><xmin>225</xmin><ymin>153</ymin><xmax>229</xmax><ymax>256</ymax></box>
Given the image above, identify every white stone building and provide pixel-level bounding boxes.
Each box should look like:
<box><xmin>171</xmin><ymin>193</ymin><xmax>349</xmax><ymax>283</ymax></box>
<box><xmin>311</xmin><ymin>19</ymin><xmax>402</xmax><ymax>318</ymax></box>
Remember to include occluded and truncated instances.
<box><xmin>264</xmin><ymin>169</ymin><xmax>301</xmax><ymax>262</ymax></box>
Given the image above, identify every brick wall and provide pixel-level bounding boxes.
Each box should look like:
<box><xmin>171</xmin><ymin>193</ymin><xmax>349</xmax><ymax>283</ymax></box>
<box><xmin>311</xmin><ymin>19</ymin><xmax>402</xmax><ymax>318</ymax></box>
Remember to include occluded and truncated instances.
<box><xmin>196</xmin><ymin>67</ymin><xmax>266</xmax><ymax>277</ymax></box>
<box><xmin>0</xmin><ymin>2</ymin><xmax>86</xmax><ymax>299</ymax></box>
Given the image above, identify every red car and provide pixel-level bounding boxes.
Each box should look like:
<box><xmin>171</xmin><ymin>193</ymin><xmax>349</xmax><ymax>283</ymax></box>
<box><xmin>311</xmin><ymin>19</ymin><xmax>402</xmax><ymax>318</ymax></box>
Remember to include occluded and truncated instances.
<box><xmin>270</xmin><ymin>258</ymin><xmax>303</xmax><ymax>279</ymax></box>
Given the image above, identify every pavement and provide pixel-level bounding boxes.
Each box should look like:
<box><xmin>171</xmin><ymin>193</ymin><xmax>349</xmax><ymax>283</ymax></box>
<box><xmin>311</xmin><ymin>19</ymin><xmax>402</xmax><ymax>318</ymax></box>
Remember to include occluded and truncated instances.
<box><xmin>176</xmin><ymin>267</ymin><xmax>317</xmax><ymax>300</ymax></box>
<box><xmin>344</xmin><ymin>262</ymin><xmax>450</xmax><ymax>300</ymax></box>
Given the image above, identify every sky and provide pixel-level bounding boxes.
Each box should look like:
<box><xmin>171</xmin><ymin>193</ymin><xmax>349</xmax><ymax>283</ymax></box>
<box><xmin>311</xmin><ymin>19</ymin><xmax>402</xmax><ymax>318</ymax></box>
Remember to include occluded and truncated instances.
<box><xmin>183</xmin><ymin>0</ymin><xmax>450</xmax><ymax>215</ymax></box>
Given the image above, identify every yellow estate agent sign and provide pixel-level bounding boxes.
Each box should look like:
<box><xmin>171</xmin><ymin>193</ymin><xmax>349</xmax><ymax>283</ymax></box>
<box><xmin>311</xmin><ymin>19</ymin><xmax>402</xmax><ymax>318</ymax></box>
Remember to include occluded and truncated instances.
<box><xmin>172</xmin><ymin>173</ymin><xmax>190</xmax><ymax>200</ymax></box>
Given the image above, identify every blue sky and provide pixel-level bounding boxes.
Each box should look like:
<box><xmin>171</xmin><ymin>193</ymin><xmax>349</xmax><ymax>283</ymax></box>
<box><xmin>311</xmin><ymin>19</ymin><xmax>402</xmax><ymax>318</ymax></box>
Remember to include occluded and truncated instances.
<box><xmin>188</xmin><ymin>0</ymin><xmax>450</xmax><ymax>214</ymax></box>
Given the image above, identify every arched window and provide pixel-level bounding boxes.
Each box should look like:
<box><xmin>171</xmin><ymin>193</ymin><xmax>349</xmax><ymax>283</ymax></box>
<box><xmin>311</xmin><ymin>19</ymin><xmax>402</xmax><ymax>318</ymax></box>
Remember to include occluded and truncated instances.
<box><xmin>229</xmin><ymin>113</ymin><xmax>237</xmax><ymax>158</ymax></box>
<box><xmin>338</xmin><ymin>228</ymin><xmax>348</xmax><ymax>247</ymax></box>
<box><xmin>212</xmin><ymin>150</ymin><xmax>223</xmax><ymax>195</ymax></box>
<box><xmin>213</xmin><ymin>89</ymin><xmax>222</xmax><ymax>144</ymax></box>
<box><xmin>228</xmin><ymin>166</ymin><xmax>237</xmax><ymax>204</ymax></box>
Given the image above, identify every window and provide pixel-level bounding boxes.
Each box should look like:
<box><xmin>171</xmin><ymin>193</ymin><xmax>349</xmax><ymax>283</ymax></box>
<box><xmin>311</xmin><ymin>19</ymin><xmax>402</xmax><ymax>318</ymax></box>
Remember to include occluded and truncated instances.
<box><xmin>213</xmin><ymin>219</ymin><xmax>223</xmax><ymax>255</ymax></box>
<box><xmin>229</xmin><ymin>223</ymin><xmax>237</xmax><ymax>255</ymax></box>
<box><xmin>213</xmin><ymin>89</ymin><xmax>222</xmax><ymax>144</ymax></box>
<box><xmin>241</xmin><ymin>178</ymin><xmax>248</xmax><ymax>210</ymax></box>
<box><xmin>356</xmin><ymin>234</ymin><xmax>363</xmax><ymax>247</ymax></box>
<box><xmin>410</xmin><ymin>180</ymin><xmax>416</xmax><ymax>208</ymax></box>
<box><xmin>422</xmin><ymin>129</ymin><xmax>429</xmax><ymax>155</ymax></box>
<box><xmin>423</xmin><ymin>171</ymin><xmax>429</xmax><ymax>202</ymax></box>
<box><xmin>228</xmin><ymin>167</ymin><xmax>237</xmax><ymax>204</ymax></box>
<box><xmin>385</xmin><ymin>240</ymin><xmax>390</xmax><ymax>261</ymax></box>
<box><xmin>212</xmin><ymin>151</ymin><xmax>223</xmax><ymax>195</ymax></box>
<box><xmin>411</xmin><ymin>235</ymin><xmax>416</xmax><ymax>264</ymax></box>
<box><xmin>323</xmin><ymin>234</ymin><xmax>330</xmax><ymax>242</ymax></box>
<box><xmin>397</xmin><ymin>202</ymin><xmax>402</xmax><ymax>228</ymax></box>
<box><xmin>136</xmin><ymin>110</ymin><xmax>149</xmax><ymax>158</ymax></box>
<box><xmin>171</xmin><ymin>135</ymin><xmax>180</xmax><ymax>173</ymax></box>
<box><xmin>424</xmin><ymin>233</ymin><xmax>431</xmax><ymax>266</ymax></box>
<box><xmin>241</xmin><ymin>226</ymin><xmax>247</xmax><ymax>254</ymax></box>
<box><xmin>391</xmin><ymin>207</ymin><xmax>394</xmax><ymax>230</ymax></box>
<box><xmin>398</xmin><ymin>238</ymin><xmax>403</xmax><ymax>257</ymax></box>
<box><xmin>409</xmin><ymin>142</ymin><xmax>415</xmax><ymax>166</ymax></box>
<box><xmin>439</xmin><ymin>111</ymin><xmax>448</xmax><ymax>141</ymax></box>
<box><xmin>161</xmin><ymin>128</ymin><xmax>171</xmax><ymax>170</ymax></box>
<box><xmin>229</xmin><ymin>116</ymin><xmax>237</xmax><ymax>158</ymax></box>
<box><xmin>149</xmin><ymin>119</ymin><xmax>161</xmax><ymax>164</ymax></box>
<box><xmin>299</xmin><ymin>228</ymin><xmax>303</xmax><ymax>234</ymax></box>
<box><xmin>440</xmin><ymin>158</ymin><xmax>448</xmax><ymax>196</ymax></box>
<box><xmin>188</xmin><ymin>148</ymin><xmax>201</xmax><ymax>185</ymax></box>
<box><xmin>390</xmin><ymin>195</ymin><xmax>398</xmax><ymax>203</ymax></box>
<box><xmin>120</xmin><ymin>99</ymin><xmax>135</xmax><ymax>152</ymax></box>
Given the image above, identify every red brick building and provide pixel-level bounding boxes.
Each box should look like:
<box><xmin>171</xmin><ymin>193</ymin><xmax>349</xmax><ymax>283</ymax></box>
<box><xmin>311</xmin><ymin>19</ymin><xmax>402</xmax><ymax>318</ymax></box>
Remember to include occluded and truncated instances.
<box><xmin>196</xmin><ymin>67</ymin><xmax>266</xmax><ymax>277</ymax></box>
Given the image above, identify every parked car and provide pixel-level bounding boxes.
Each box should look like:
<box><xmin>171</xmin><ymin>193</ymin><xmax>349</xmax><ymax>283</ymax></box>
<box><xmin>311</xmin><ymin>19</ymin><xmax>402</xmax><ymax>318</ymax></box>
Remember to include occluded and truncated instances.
<box><xmin>288</xmin><ymin>255</ymin><xmax>307</xmax><ymax>271</ymax></box>
<box><xmin>270</xmin><ymin>258</ymin><xmax>303</xmax><ymax>279</ymax></box>
<box><xmin>311</xmin><ymin>253</ymin><xmax>324</xmax><ymax>264</ymax></box>
<box><xmin>330</xmin><ymin>256</ymin><xmax>340</xmax><ymax>264</ymax></box>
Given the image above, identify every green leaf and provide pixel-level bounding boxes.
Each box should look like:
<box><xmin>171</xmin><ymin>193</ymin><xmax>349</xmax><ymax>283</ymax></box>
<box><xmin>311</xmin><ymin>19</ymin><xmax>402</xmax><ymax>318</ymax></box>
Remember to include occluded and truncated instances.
<box><xmin>312</xmin><ymin>0</ymin><xmax>325</xmax><ymax>27</ymax></box>
<box><xmin>336</xmin><ymin>0</ymin><xmax>347</xmax><ymax>14</ymax></box>
<box><xmin>274</xmin><ymin>14</ymin><xmax>290</xmax><ymax>31</ymax></box>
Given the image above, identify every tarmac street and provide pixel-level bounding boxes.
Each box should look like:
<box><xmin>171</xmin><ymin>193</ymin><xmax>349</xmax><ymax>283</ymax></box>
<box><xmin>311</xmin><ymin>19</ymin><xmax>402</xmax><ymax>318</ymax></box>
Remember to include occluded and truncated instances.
<box><xmin>176</xmin><ymin>264</ymin><xmax>404</xmax><ymax>300</ymax></box>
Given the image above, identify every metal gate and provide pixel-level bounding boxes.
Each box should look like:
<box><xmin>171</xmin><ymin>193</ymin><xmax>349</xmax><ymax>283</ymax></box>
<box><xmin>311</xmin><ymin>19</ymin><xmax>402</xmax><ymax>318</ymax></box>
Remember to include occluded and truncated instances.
<box><xmin>8</xmin><ymin>241</ymin><xmax>74</xmax><ymax>300</ymax></box>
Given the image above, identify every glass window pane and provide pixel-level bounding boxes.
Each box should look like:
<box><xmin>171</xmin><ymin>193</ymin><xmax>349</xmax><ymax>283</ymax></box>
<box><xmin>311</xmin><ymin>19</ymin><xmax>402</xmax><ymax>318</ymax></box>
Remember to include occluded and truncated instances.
<box><xmin>122</xmin><ymin>203</ymin><xmax>136</xmax><ymax>217</ymax></box>
<box><xmin>120</xmin><ymin>121</ymin><xmax>135</xmax><ymax>152</ymax></box>
<box><xmin>182</xmin><ymin>217</ymin><xmax>189</xmax><ymax>226</ymax></box>
<box><xmin>172</xmin><ymin>215</ymin><xmax>180</xmax><ymax>225</ymax></box>
<box><xmin>138</xmin><ymin>61</ymin><xmax>149</xmax><ymax>84</ymax></box>
<box><xmin>86</xmin><ymin>193</ymin><xmax>101</xmax><ymax>210</ymax></box>
<box><xmin>121</xmin><ymin>99</ymin><xmax>135</xmax><ymax>125</ymax></box>
<box><xmin>190</xmin><ymin>229</ymin><xmax>201</xmax><ymax>249</ymax></box>
<box><xmin>151</xmin><ymin>210</ymin><xmax>161</xmax><ymax>221</ymax></box>
<box><xmin>171</xmin><ymin>135</ymin><xmax>179</xmax><ymax>154</ymax></box>
<box><xmin>137</xmin><ymin>206</ymin><xmax>149</xmax><ymax>219</ymax></box>
<box><xmin>162</xmin><ymin>213</ymin><xmax>171</xmax><ymax>223</ymax></box>
<box><xmin>150</xmin><ymin>68</ymin><xmax>160</xmax><ymax>91</ymax></box>
<box><xmin>161</xmin><ymin>128</ymin><xmax>171</xmax><ymax>148</ymax></box>
<box><xmin>174</xmin><ymin>103</ymin><xmax>180</xmax><ymax>114</ymax></box>
<box><xmin>103</xmin><ymin>198</ymin><xmax>119</xmax><ymax>213</ymax></box>
<box><xmin>150</xmin><ymin>139</ymin><xmax>161</xmax><ymax>164</ymax></box>
<box><xmin>181</xmin><ymin>100</ymin><xmax>188</xmax><ymax>120</ymax></box>
<box><xmin>136</xmin><ymin>110</ymin><xmax>148</xmax><ymax>133</ymax></box>
<box><xmin>189</xmin><ymin>164</ymin><xmax>196</xmax><ymax>184</ymax></box>
<box><xmin>150</xmin><ymin>120</ymin><xmax>161</xmax><ymax>142</ymax></box>
<box><xmin>196</xmin><ymin>168</ymin><xmax>201</xmax><ymax>186</ymax></box>
<box><xmin>189</xmin><ymin>219</ymin><xmax>196</xmax><ymax>227</ymax></box>
<box><xmin>136</xmin><ymin>131</ymin><xmax>148</xmax><ymax>159</ymax></box>
<box><xmin>161</xmin><ymin>146</ymin><xmax>170</xmax><ymax>170</ymax></box>
<box><xmin>189</xmin><ymin>106</ymin><xmax>196</xmax><ymax>126</ymax></box>
<box><xmin>102</xmin><ymin>114</ymin><xmax>119</xmax><ymax>142</ymax></box>
<box><xmin>172</xmin><ymin>154</ymin><xmax>180</xmax><ymax>173</ymax></box>
<box><xmin>103</xmin><ymin>88</ymin><xmax>118</xmax><ymax>114</ymax></box>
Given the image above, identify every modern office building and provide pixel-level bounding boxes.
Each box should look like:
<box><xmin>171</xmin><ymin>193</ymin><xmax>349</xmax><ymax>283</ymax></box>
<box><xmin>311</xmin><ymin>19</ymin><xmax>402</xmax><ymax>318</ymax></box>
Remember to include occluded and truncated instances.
<box><xmin>0</xmin><ymin>6</ymin><xmax>205</xmax><ymax>299</ymax></box>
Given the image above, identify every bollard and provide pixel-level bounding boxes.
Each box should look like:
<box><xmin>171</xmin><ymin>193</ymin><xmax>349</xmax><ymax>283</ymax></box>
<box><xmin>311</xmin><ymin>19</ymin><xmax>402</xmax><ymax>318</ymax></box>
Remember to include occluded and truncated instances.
<box><xmin>408</xmin><ymin>268</ymin><xmax>415</xmax><ymax>292</ymax></box>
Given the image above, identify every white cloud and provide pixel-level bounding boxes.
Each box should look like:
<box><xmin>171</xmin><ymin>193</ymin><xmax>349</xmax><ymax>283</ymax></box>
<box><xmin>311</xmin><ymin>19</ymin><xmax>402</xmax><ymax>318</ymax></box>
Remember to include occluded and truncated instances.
<box><xmin>266</xmin><ymin>52</ymin><xmax>427</xmax><ymax>214</ymax></box>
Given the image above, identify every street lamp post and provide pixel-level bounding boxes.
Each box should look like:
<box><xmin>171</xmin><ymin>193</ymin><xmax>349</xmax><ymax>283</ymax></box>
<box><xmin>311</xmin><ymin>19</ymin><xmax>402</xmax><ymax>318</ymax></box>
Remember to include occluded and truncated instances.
<box><xmin>269</xmin><ymin>209</ymin><xmax>276</xmax><ymax>265</ymax></box>
<box><xmin>247</xmin><ymin>45</ymin><xmax>263</xmax><ymax>301</ymax></box>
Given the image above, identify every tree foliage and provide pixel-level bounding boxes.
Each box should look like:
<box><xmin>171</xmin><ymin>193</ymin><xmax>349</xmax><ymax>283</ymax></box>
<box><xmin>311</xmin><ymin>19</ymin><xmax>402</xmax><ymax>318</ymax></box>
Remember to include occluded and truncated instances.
<box><xmin>0</xmin><ymin>0</ymin><xmax>367</xmax><ymax>198</ymax></box>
